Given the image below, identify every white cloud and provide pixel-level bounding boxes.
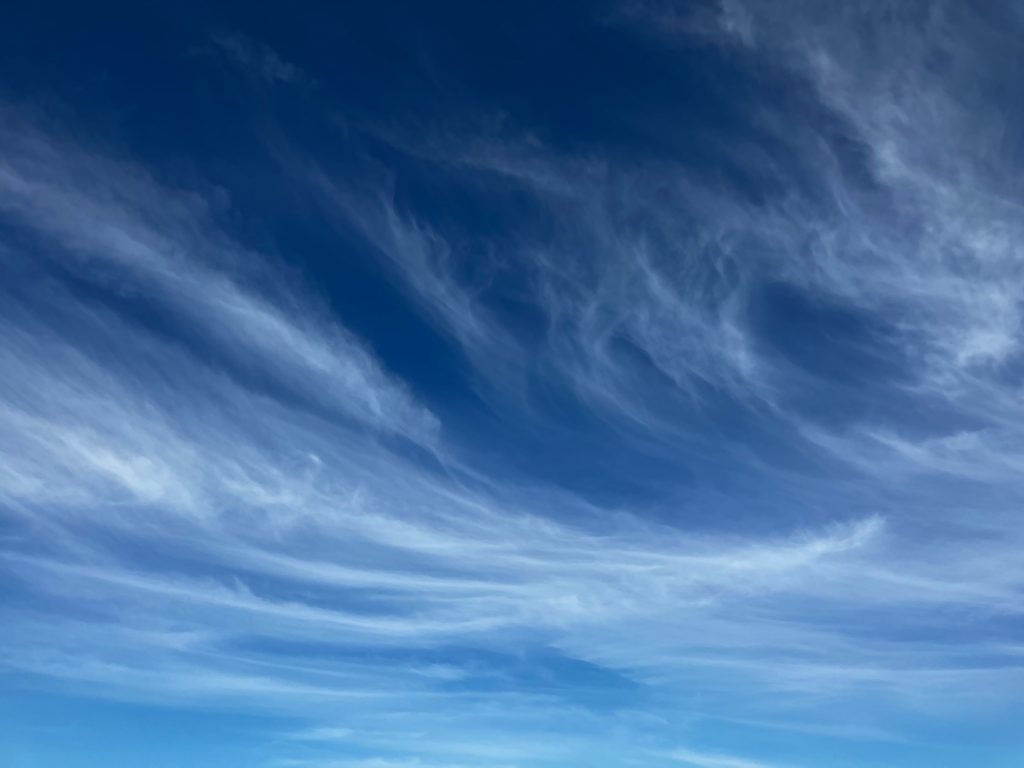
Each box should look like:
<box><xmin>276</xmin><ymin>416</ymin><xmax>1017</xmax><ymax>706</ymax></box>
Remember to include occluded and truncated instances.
<box><xmin>4</xmin><ymin>8</ymin><xmax>1024</xmax><ymax>763</ymax></box>
<box><xmin>671</xmin><ymin>747</ymin><xmax>783</xmax><ymax>768</ymax></box>
<box><xmin>0</xmin><ymin>109</ymin><xmax>438</xmax><ymax>445</ymax></box>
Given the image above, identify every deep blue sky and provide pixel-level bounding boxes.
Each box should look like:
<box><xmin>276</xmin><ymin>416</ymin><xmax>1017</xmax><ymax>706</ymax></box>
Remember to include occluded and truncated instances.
<box><xmin>2</xmin><ymin>2</ymin><xmax>1024</xmax><ymax>767</ymax></box>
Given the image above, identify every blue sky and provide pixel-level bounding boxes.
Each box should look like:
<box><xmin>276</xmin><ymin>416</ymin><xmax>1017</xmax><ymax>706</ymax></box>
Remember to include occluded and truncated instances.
<box><xmin>1</xmin><ymin>1</ymin><xmax>1023</xmax><ymax>766</ymax></box>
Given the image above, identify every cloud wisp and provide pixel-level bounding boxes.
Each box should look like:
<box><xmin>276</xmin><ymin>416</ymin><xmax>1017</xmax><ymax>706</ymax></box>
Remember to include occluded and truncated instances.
<box><xmin>3</xmin><ymin>3</ymin><xmax>1024</xmax><ymax>767</ymax></box>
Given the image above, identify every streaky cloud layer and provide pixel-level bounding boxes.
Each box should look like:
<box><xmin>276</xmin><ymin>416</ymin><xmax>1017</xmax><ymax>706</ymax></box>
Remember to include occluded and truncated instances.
<box><xmin>1</xmin><ymin>2</ymin><xmax>1023</xmax><ymax>767</ymax></box>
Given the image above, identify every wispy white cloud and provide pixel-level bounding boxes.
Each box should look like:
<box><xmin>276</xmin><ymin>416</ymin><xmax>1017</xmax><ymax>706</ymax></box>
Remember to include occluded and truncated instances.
<box><xmin>671</xmin><ymin>747</ymin><xmax>784</xmax><ymax>768</ymax></box>
<box><xmin>0</xmin><ymin>109</ymin><xmax>438</xmax><ymax>445</ymax></box>
<box><xmin>4</xmin><ymin>6</ymin><xmax>1024</xmax><ymax>765</ymax></box>
<box><xmin>301</xmin><ymin>139</ymin><xmax>774</xmax><ymax>427</ymax></box>
<box><xmin>212</xmin><ymin>33</ymin><xmax>308</xmax><ymax>85</ymax></box>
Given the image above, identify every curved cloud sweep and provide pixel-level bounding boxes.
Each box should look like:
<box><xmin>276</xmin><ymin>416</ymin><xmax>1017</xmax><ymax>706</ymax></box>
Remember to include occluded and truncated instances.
<box><xmin>2</xmin><ymin>3</ymin><xmax>1023</xmax><ymax>768</ymax></box>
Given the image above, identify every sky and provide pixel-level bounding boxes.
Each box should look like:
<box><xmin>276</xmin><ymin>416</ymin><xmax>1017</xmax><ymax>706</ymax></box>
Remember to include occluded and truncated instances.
<box><xmin>1</xmin><ymin>1</ymin><xmax>1023</xmax><ymax>766</ymax></box>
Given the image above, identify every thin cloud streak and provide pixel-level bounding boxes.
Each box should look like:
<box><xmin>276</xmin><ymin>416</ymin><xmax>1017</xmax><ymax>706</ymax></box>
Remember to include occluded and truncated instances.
<box><xmin>0</xmin><ymin>110</ymin><xmax>439</xmax><ymax>445</ymax></box>
<box><xmin>3</xmin><ymin>4</ymin><xmax>1024</xmax><ymax>766</ymax></box>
